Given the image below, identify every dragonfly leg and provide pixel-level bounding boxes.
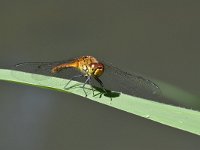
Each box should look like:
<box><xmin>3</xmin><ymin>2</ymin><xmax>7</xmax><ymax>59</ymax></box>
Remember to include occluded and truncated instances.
<box><xmin>94</xmin><ymin>76</ymin><xmax>107</xmax><ymax>94</ymax></box>
<box><xmin>64</xmin><ymin>74</ymin><xmax>84</xmax><ymax>89</ymax></box>
<box><xmin>82</xmin><ymin>76</ymin><xmax>91</xmax><ymax>97</ymax></box>
<box><xmin>88</xmin><ymin>78</ymin><xmax>95</xmax><ymax>96</ymax></box>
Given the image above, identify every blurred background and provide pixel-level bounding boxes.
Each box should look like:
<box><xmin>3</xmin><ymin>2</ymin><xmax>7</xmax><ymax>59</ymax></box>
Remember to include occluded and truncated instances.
<box><xmin>0</xmin><ymin>0</ymin><xmax>200</xmax><ymax>149</ymax></box>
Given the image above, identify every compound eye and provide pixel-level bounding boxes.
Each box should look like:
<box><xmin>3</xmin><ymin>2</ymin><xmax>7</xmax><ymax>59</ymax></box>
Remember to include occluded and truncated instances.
<box><xmin>94</xmin><ymin>68</ymin><xmax>103</xmax><ymax>76</ymax></box>
<box><xmin>90</xmin><ymin>63</ymin><xmax>104</xmax><ymax>76</ymax></box>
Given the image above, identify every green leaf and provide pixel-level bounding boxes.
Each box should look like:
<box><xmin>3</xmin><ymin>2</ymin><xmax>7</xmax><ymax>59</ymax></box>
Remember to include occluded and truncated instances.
<box><xmin>1</xmin><ymin>69</ymin><xmax>200</xmax><ymax>135</ymax></box>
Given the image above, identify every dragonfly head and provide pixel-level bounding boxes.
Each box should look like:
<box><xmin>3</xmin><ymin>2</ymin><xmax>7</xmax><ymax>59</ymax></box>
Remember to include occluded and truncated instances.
<box><xmin>90</xmin><ymin>63</ymin><xmax>104</xmax><ymax>77</ymax></box>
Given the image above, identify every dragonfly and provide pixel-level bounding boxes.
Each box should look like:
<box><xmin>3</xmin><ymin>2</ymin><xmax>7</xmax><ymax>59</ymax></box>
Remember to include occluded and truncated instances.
<box><xmin>12</xmin><ymin>55</ymin><xmax>161</xmax><ymax>100</ymax></box>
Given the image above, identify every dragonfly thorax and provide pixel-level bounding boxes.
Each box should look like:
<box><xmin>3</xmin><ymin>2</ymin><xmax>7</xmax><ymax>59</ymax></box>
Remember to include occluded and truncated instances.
<box><xmin>80</xmin><ymin>63</ymin><xmax>104</xmax><ymax>77</ymax></box>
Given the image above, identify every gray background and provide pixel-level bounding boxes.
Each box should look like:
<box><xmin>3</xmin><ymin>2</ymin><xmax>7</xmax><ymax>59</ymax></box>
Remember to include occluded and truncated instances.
<box><xmin>0</xmin><ymin>0</ymin><xmax>200</xmax><ymax>149</ymax></box>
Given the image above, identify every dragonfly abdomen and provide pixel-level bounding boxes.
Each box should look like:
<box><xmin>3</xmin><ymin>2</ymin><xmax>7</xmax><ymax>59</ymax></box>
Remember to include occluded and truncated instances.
<box><xmin>51</xmin><ymin>62</ymin><xmax>78</xmax><ymax>73</ymax></box>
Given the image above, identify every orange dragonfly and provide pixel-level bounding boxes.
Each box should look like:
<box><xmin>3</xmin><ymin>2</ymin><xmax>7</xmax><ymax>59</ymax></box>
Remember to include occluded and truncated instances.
<box><xmin>12</xmin><ymin>55</ymin><xmax>161</xmax><ymax>100</ymax></box>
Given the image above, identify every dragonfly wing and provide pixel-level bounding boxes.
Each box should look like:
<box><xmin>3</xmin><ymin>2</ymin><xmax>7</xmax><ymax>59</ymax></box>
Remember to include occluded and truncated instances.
<box><xmin>11</xmin><ymin>60</ymin><xmax>84</xmax><ymax>86</ymax></box>
<box><xmin>98</xmin><ymin>60</ymin><xmax>161</xmax><ymax>100</ymax></box>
